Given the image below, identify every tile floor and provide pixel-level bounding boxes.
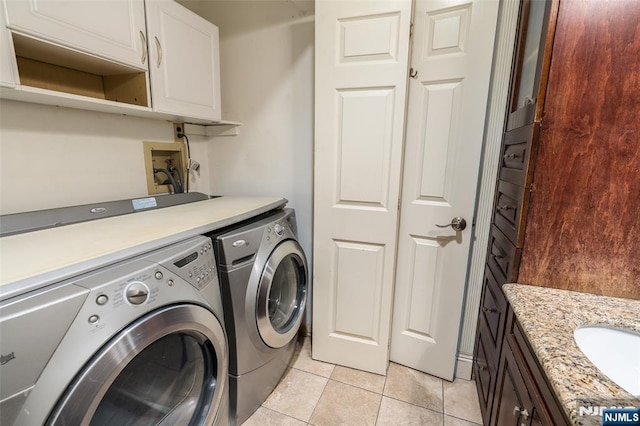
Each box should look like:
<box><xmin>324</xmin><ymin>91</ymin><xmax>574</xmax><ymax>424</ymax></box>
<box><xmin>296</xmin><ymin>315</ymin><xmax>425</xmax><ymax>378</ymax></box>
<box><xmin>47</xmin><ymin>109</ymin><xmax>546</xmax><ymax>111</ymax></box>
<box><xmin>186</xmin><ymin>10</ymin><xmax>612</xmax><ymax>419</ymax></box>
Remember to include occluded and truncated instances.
<box><xmin>241</xmin><ymin>337</ymin><xmax>483</xmax><ymax>426</ymax></box>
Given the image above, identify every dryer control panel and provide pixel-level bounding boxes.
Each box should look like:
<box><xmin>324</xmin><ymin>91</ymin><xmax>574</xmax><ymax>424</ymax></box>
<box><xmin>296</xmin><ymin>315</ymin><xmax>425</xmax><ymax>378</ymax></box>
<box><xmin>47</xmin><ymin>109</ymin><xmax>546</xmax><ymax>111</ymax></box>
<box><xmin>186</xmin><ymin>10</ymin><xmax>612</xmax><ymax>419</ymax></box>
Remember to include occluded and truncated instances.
<box><xmin>159</xmin><ymin>238</ymin><xmax>217</xmax><ymax>291</ymax></box>
<box><xmin>70</xmin><ymin>236</ymin><xmax>220</xmax><ymax>332</ymax></box>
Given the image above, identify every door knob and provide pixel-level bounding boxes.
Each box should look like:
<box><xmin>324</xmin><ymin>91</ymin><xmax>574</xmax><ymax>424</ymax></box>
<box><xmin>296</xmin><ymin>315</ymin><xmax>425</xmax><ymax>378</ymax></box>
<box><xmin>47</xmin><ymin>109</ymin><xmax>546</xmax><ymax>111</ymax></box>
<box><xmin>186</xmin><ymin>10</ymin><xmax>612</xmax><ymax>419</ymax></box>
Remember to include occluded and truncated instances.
<box><xmin>436</xmin><ymin>216</ymin><xmax>467</xmax><ymax>231</ymax></box>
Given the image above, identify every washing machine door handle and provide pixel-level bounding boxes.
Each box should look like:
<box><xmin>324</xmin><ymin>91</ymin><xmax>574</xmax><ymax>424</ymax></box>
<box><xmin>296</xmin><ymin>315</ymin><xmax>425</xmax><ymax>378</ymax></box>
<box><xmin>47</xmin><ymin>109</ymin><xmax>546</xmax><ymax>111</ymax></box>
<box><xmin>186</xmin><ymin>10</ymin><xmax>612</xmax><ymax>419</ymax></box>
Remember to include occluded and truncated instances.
<box><xmin>256</xmin><ymin>239</ymin><xmax>308</xmax><ymax>348</ymax></box>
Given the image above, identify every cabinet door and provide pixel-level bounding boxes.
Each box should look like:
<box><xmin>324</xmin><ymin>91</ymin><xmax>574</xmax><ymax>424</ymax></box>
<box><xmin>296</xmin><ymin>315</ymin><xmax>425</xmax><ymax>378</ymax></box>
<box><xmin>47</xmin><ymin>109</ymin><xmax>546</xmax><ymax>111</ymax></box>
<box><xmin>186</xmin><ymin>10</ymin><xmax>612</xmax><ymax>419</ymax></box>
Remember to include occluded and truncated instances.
<box><xmin>0</xmin><ymin>3</ymin><xmax>18</xmax><ymax>87</ymax></box>
<box><xmin>145</xmin><ymin>1</ymin><xmax>221</xmax><ymax>121</ymax></box>
<box><xmin>3</xmin><ymin>0</ymin><xmax>147</xmax><ymax>69</ymax></box>
<box><xmin>493</xmin><ymin>343</ymin><xmax>535</xmax><ymax>426</ymax></box>
<box><xmin>505</xmin><ymin>0</ymin><xmax>558</xmax><ymax>130</ymax></box>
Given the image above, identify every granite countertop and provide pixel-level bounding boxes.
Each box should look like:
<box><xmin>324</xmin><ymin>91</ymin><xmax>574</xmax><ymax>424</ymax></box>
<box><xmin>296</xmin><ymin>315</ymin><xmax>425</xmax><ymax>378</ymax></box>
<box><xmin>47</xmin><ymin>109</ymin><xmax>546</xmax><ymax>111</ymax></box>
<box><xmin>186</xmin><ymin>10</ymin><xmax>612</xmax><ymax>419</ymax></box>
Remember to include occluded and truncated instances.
<box><xmin>0</xmin><ymin>196</ymin><xmax>286</xmax><ymax>300</ymax></box>
<box><xmin>502</xmin><ymin>284</ymin><xmax>640</xmax><ymax>425</ymax></box>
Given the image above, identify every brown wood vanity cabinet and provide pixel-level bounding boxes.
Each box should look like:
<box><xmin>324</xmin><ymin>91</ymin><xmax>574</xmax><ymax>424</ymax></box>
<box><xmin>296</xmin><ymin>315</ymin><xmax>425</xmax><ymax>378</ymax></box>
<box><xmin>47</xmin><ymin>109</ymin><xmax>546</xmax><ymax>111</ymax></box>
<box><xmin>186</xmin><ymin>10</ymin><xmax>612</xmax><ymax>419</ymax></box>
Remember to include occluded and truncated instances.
<box><xmin>492</xmin><ymin>307</ymin><xmax>569</xmax><ymax>426</ymax></box>
<box><xmin>473</xmin><ymin>0</ymin><xmax>560</xmax><ymax>423</ymax></box>
<box><xmin>475</xmin><ymin>0</ymin><xmax>640</xmax><ymax>422</ymax></box>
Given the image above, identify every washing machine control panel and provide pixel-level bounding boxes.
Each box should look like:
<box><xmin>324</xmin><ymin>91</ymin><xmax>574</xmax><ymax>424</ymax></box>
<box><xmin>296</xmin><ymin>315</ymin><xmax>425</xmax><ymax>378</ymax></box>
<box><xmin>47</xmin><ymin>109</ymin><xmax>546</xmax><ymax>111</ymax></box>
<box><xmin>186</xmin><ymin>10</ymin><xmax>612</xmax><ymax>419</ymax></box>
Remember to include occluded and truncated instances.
<box><xmin>265</xmin><ymin>219</ymin><xmax>293</xmax><ymax>246</ymax></box>
<box><xmin>71</xmin><ymin>236</ymin><xmax>220</xmax><ymax>331</ymax></box>
<box><xmin>273</xmin><ymin>223</ymin><xmax>285</xmax><ymax>236</ymax></box>
<box><xmin>124</xmin><ymin>281</ymin><xmax>149</xmax><ymax>305</ymax></box>
<box><xmin>159</xmin><ymin>238</ymin><xmax>217</xmax><ymax>291</ymax></box>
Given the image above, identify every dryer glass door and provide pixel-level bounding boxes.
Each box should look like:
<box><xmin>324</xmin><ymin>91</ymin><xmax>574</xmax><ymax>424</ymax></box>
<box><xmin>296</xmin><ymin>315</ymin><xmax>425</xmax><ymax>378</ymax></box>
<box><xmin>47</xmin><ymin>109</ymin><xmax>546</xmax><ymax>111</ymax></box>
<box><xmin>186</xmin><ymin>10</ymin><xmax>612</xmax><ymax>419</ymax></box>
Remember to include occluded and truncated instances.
<box><xmin>257</xmin><ymin>240</ymin><xmax>308</xmax><ymax>348</ymax></box>
<box><xmin>91</xmin><ymin>333</ymin><xmax>211</xmax><ymax>425</ymax></box>
<box><xmin>48</xmin><ymin>304</ymin><xmax>227</xmax><ymax>426</ymax></box>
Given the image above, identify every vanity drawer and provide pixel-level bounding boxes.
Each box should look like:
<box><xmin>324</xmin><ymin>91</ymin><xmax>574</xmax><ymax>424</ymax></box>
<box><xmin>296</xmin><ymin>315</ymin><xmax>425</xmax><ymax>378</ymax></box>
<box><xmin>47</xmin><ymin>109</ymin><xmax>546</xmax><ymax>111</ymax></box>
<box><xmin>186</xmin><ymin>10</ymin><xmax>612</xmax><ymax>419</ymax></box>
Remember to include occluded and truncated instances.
<box><xmin>474</xmin><ymin>326</ymin><xmax>498</xmax><ymax>426</ymax></box>
<box><xmin>494</xmin><ymin>180</ymin><xmax>529</xmax><ymax>247</ymax></box>
<box><xmin>487</xmin><ymin>225</ymin><xmax>521</xmax><ymax>283</ymax></box>
<box><xmin>479</xmin><ymin>266</ymin><xmax>508</xmax><ymax>361</ymax></box>
<box><xmin>499</xmin><ymin>123</ymin><xmax>540</xmax><ymax>187</ymax></box>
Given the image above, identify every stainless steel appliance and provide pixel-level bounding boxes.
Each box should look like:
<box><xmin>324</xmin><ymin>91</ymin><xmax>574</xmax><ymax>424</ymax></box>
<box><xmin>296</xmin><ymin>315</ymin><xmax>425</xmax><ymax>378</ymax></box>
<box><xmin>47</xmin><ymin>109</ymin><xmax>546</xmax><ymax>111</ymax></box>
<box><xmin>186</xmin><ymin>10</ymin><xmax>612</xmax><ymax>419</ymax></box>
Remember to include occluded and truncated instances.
<box><xmin>210</xmin><ymin>208</ymin><xmax>308</xmax><ymax>425</ymax></box>
<box><xmin>0</xmin><ymin>235</ymin><xmax>229</xmax><ymax>425</ymax></box>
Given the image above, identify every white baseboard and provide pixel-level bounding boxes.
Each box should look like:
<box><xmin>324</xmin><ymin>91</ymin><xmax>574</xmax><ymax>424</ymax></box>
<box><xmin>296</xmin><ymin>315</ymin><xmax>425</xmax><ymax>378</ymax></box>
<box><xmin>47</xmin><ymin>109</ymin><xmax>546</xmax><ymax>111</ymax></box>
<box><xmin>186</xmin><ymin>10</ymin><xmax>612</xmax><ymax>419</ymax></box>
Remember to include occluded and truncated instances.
<box><xmin>455</xmin><ymin>353</ymin><xmax>474</xmax><ymax>380</ymax></box>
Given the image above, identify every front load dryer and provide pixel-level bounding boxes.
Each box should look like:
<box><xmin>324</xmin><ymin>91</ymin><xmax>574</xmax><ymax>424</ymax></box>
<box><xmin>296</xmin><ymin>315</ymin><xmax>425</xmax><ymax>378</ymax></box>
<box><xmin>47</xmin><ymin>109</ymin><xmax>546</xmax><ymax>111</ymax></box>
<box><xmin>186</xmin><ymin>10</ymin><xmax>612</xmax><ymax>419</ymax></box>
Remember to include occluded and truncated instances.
<box><xmin>0</xmin><ymin>235</ymin><xmax>229</xmax><ymax>426</ymax></box>
<box><xmin>210</xmin><ymin>208</ymin><xmax>308</xmax><ymax>425</ymax></box>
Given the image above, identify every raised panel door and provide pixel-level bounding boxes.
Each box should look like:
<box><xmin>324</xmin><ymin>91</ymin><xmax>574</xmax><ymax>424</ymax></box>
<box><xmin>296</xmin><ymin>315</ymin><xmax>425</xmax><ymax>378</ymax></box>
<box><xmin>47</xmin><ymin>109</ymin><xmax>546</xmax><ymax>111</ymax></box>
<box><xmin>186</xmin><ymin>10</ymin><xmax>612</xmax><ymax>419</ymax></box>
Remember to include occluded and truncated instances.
<box><xmin>145</xmin><ymin>0</ymin><xmax>221</xmax><ymax>121</ymax></box>
<box><xmin>493</xmin><ymin>343</ymin><xmax>533</xmax><ymax>426</ymax></box>
<box><xmin>3</xmin><ymin>0</ymin><xmax>147</xmax><ymax>69</ymax></box>
<box><xmin>312</xmin><ymin>0</ymin><xmax>411</xmax><ymax>375</ymax></box>
<box><xmin>389</xmin><ymin>0</ymin><xmax>499</xmax><ymax>380</ymax></box>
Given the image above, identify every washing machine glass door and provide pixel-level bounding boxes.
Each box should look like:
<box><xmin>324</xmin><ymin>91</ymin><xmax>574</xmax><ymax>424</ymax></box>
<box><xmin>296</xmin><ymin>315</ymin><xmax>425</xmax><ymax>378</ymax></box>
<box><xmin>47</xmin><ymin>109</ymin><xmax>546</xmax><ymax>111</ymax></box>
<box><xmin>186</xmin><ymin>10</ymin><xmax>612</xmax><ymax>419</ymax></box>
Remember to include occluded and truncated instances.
<box><xmin>48</xmin><ymin>304</ymin><xmax>227</xmax><ymax>426</ymax></box>
<box><xmin>257</xmin><ymin>239</ymin><xmax>308</xmax><ymax>348</ymax></box>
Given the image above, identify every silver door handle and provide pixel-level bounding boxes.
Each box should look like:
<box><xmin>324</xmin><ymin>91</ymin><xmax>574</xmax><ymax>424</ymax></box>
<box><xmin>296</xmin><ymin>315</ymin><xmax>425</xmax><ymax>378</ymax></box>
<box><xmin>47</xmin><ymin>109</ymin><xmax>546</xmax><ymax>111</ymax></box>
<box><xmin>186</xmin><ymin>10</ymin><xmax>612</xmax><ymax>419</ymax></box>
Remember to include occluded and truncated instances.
<box><xmin>139</xmin><ymin>31</ymin><xmax>147</xmax><ymax>64</ymax></box>
<box><xmin>155</xmin><ymin>36</ymin><xmax>162</xmax><ymax>68</ymax></box>
<box><xmin>436</xmin><ymin>217</ymin><xmax>467</xmax><ymax>231</ymax></box>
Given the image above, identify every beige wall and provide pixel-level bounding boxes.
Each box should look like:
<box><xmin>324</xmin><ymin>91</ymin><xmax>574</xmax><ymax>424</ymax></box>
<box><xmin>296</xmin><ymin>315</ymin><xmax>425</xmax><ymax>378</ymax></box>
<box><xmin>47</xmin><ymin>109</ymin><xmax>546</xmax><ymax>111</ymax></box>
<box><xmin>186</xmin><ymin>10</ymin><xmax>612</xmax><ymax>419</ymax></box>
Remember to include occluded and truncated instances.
<box><xmin>184</xmin><ymin>2</ymin><xmax>314</xmax><ymax>270</ymax></box>
<box><xmin>0</xmin><ymin>99</ymin><xmax>211</xmax><ymax>215</ymax></box>
<box><xmin>181</xmin><ymin>0</ymin><xmax>315</xmax><ymax>324</ymax></box>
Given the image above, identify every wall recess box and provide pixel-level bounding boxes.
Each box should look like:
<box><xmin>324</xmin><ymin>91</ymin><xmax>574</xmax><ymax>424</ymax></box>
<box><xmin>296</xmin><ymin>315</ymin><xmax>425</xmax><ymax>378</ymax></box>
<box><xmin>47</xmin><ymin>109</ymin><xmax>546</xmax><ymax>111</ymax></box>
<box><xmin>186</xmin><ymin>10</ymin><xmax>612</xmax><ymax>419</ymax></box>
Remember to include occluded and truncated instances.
<box><xmin>143</xmin><ymin>141</ymin><xmax>187</xmax><ymax>195</ymax></box>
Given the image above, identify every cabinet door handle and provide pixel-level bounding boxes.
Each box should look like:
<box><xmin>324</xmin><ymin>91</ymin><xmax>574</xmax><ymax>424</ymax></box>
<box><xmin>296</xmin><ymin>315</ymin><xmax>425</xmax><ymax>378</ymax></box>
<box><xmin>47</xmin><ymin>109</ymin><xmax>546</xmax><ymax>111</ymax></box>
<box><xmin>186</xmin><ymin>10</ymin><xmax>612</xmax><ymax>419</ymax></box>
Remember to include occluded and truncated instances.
<box><xmin>155</xmin><ymin>36</ymin><xmax>162</xmax><ymax>68</ymax></box>
<box><xmin>497</xmin><ymin>204</ymin><xmax>513</xmax><ymax>211</ymax></box>
<box><xmin>139</xmin><ymin>31</ymin><xmax>147</xmax><ymax>64</ymax></box>
<box><xmin>482</xmin><ymin>307</ymin><xmax>498</xmax><ymax>314</ymax></box>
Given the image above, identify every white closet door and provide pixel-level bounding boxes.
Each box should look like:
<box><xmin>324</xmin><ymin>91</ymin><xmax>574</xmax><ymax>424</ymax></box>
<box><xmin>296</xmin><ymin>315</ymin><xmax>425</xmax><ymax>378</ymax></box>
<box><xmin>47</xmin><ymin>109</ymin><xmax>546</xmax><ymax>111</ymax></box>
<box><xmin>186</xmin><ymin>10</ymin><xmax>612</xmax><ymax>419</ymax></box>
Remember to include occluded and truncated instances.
<box><xmin>312</xmin><ymin>0</ymin><xmax>412</xmax><ymax>375</ymax></box>
<box><xmin>390</xmin><ymin>0</ymin><xmax>499</xmax><ymax>380</ymax></box>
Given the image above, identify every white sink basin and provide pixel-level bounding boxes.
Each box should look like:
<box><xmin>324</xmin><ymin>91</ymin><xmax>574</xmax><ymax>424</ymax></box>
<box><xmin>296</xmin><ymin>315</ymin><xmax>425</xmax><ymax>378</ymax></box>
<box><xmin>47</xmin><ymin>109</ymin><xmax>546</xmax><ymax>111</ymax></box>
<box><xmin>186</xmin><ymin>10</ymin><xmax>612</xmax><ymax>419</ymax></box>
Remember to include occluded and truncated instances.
<box><xmin>574</xmin><ymin>326</ymin><xmax>640</xmax><ymax>396</ymax></box>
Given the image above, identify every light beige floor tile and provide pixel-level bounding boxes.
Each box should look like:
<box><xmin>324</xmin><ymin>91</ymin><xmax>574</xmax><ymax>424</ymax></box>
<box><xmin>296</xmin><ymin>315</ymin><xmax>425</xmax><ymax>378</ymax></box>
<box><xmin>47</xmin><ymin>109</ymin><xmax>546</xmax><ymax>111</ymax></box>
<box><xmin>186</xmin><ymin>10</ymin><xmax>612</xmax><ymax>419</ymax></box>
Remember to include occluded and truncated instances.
<box><xmin>309</xmin><ymin>380</ymin><xmax>382</xmax><ymax>426</ymax></box>
<box><xmin>376</xmin><ymin>396</ymin><xmax>443</xmax><ymax>425</ymax></box>
<box><xmin>383</xmin><ymin>363</ymin><xmax>443</xmax><ymax>412</ymax></box>
<box><xmin>263</xmin><ymin>368</ymin><xmax>328</xmax><ymax>422</ymax></box>
<box><xmin>330</xmin><ymin>365</ymin><xmax>386</xmax><ymax>394</ymax></box>
<box><xmin>241</xmin><ymin>407</ymin><xmax>307</xmax><ymax>426</ymax></box>
<box><xmin>443</xmin><ymin>379</ymin><xmax>483</xmax><ymax>424</ymax></box>
<box><xmin>292</xmin><ymin>337</ymin><xmax>335</xmax><ymax>378</ymax></box>
<box><xmin>444</xmin><ymin>414</ymin><xmax>482</xmax><ymax>426</ymax></box>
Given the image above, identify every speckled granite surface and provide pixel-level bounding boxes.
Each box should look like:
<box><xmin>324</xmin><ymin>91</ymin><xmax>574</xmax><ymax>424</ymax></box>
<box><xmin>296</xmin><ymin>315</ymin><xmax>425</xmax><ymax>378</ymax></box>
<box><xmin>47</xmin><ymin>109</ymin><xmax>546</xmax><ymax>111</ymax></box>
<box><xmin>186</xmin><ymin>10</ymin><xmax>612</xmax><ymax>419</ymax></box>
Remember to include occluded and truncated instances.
<box><xmin>502</xmin><ymin>284</ymin><xmax>640</xmax><ymax>426</ymax></box>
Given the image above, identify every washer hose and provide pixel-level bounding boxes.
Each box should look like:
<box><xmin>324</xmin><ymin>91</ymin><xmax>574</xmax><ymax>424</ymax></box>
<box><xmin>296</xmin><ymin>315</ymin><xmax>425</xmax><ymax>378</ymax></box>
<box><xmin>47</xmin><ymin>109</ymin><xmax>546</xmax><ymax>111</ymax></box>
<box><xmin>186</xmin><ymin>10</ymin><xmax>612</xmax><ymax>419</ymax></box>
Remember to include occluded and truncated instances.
<box><xmin>154</xmin><ymin>168</ymin><xmax>183</xmax><ymax>194</ymax></box>
<box><xmin>169</xmin><ymin>165</ymin><xmax>185</xmax><ymax>194</ymax></box>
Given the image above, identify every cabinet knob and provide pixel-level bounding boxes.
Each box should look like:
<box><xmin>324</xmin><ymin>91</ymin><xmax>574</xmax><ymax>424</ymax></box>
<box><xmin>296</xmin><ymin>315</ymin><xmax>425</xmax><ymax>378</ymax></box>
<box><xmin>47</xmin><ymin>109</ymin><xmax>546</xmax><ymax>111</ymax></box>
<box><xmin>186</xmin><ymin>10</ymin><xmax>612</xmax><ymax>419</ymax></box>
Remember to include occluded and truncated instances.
<box><xmin>503</xmin><ymin>152</ymin><xmax>522</xmax><ymax>160</ymax></box>
<box><xmin>482</xmin><ymin>307</ymin><xmax>498</xmax><ymax>314</ymax></box>
<box><xmin>513</xmin><ymin>406</ymin><xmax>530</xmax><ymax>420</ymax></box>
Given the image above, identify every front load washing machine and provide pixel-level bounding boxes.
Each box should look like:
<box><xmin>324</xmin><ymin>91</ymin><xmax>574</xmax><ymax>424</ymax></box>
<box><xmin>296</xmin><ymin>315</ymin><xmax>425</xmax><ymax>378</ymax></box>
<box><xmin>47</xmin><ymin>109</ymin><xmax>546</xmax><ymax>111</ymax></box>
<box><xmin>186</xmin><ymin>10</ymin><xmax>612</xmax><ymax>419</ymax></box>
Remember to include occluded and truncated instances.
<box><xmin>209</xmin><ymin>208</ymin><xmax>308</xmax><ymax>425</ymax></box>
<box><xmin>0</xmin><ymin>235</ymin><xmax>229</xmax><ymax>426</ymax></box>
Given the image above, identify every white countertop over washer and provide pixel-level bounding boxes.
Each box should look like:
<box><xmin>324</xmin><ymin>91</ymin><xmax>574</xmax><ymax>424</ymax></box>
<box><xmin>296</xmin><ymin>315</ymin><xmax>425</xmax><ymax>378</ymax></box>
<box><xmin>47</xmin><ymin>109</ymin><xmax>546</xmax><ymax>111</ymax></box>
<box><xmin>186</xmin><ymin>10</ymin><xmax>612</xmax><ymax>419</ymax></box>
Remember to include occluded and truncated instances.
<box><xmin>0</xmin><ymin>196</ymin><xmax>286</xmax><ymax>300</ymax></box>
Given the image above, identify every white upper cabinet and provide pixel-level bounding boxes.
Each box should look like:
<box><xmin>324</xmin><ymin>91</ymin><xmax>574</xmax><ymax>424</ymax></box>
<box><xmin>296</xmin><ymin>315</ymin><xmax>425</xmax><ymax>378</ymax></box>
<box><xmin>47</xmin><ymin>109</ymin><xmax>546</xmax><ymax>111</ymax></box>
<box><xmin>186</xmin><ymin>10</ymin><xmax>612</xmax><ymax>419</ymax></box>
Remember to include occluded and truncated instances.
<box><xmin>3</xmin><ymin>0</ymin><xmax>147</xmax><ymax>70</ymax></box>
<box><xmin>0</xmin><ymin>4</ymin><xmax>18</xmax><ymax>87</ymax></box>
<box><xmin>145</xmin><ymin>1</ymin><xmax>221</xmax><ymax>121</ymax></box>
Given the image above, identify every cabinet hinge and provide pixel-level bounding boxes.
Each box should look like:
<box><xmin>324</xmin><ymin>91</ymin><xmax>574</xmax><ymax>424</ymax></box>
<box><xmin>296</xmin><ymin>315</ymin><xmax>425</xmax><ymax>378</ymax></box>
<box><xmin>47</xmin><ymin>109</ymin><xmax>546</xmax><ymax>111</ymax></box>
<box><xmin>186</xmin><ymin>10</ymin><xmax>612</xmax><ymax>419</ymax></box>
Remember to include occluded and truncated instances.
<box><xmin>410</xmin><ymin>23</ymin><xmax>414</xmax><ymax>38</ymax></box>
